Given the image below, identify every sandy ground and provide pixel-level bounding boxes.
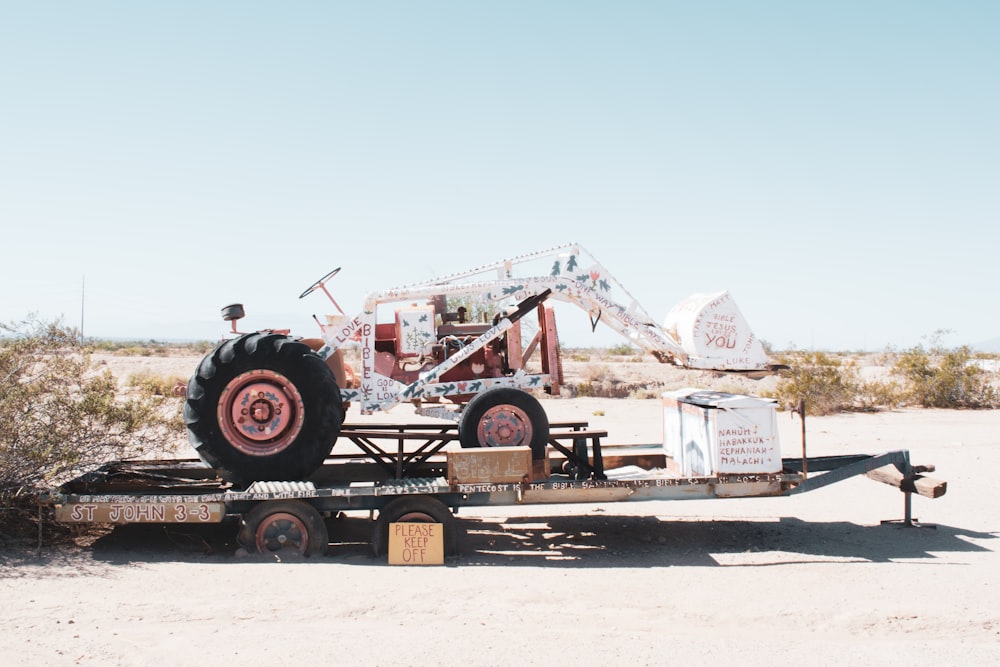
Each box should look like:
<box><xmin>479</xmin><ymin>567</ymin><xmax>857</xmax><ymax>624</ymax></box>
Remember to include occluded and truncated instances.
<box><xmin>1</xmin><ymin>353</ymin><xmax>998</xmax><ymax>665</ymax></box>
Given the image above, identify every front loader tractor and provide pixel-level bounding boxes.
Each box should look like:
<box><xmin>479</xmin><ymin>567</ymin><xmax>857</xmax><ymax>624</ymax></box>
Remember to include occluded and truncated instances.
<box><xmin>184</xmin><ymin>243</ymin><xmax>774</xmax><ymax>483</ymax></box>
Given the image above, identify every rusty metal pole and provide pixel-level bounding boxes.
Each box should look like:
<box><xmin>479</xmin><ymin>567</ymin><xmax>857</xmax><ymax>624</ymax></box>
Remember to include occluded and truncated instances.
<box><xmin>796</xmin><ymin>398</ymin><xmax>807</xmax><ymax>478</ymax></box>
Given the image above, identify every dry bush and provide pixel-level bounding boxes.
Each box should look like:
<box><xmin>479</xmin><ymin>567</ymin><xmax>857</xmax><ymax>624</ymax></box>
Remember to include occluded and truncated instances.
<box><xmin>581</xmin><ymin>363</ymin><xmax>614</xmax><ymax>383</ymax></box>
<box><xmin>0</xmin><ymin>316</ymin><xmax>184</xmax><ymax>505</ymax></box>
<box><xmin>87</xmin><ymin>339</ymin><xmax>216</xmax><ymax>356</ymax></box>
<box><xmin>854</xmin><ymin>378</ymin><xmax>906</xmax><ymax>411</ymax></box>
<box><xmin>627</xmin><ymin>387</ymin><xmax>662</xmax><ymax>399</ymax></box>
<box><xmin>768</xmin><ymin>342</ymin><xmax>998</xmax><ymax>415</ymax></box>
<box><xmin>767</xmin><ymin>351</ymin><xmax>863</xmax><ymax>415</ymax></box>
<box><xmin>570</xmin><ymin>363</ymin><xmax>665</xmax><ymax>399</ymax></box>
<box><xmin>575</xmin><ymin>364</ymin><xmax>626</xmax><ymax>398</ymax></box>
<box><xmin>563</xmin><ymin>348</ymin><xmax>593</xmax><ymax>363</ymax></box>
<box><xmin>893</xmin><ymin>345</ymin><xmax>997</xmax><ymax>408</ymax></box>
<box><xmin>127</xmin><ymin>370</ymin><xmax>188</xmax><ymax>398</ymax></box>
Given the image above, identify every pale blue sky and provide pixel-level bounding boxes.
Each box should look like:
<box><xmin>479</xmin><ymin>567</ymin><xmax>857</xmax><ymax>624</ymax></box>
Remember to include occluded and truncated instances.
<box><xmin>2</xmin><ymin>2</ymin><xmax>997</xmax><ymax>351</ymax></box>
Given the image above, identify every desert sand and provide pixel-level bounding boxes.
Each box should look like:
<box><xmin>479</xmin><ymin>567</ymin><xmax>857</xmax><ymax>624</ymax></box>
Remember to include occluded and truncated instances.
<box><xmin>1</xmin><ymin>353</ymin><xmax>998</xmax><ymax>665</ymax></box>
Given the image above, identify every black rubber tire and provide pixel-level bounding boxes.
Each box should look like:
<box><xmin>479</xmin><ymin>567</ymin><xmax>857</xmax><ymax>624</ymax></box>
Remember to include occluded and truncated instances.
<box><xmin>458</xmin><ymin>387</ymin><xmax>549</xmax><ymax>460</ymax></box>
<box><xmin>184</xmin><ymin>333</ymin><xmax>344</xmax><ymax>483</ymax></box>
<box><xmin>238</xmin><ymin>500</ymin><xmax>328</xmax><ymax>557</ymax></box>
<box><xmin>371</xmin><ymin>495</ymin><xmax>462</xmax><ymax>558</ymax></box>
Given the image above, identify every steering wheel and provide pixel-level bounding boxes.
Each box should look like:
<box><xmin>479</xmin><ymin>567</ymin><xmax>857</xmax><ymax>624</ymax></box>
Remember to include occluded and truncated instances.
<box><xmin>299</xmin><ymin>267</ymin><xmax>341</xmax><ymax>299</ymax></box>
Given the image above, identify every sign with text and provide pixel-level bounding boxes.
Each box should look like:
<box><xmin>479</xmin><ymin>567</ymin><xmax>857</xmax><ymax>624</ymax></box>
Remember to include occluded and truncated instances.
<box><xmin>55</xmin><ymin>501</ymin><xmax>224</xmax><ymax>524</ymax></box>
<box><xmin>388</xmin><ymin>522</ymin><xmax>444</xmax><ymax>565</ymax></box>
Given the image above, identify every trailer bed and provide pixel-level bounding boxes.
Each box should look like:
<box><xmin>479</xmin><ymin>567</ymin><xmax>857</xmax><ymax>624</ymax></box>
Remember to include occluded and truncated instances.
<box><xmin>47</xmin><ymin>421</ymin><xmax>944</xmax><ymax>531</ymax></box>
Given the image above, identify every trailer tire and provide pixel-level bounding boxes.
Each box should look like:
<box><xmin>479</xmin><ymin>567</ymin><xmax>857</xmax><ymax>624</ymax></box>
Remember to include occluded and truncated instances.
<box><xmin>372</xmin><ymin>495</ymin><xmax>462</xmax><ymax>558</ymax></box>
<box><xmin>458</xmin><ymin>387</ymin><xmax>549</xmax><ymax>460</ymax></box>
<box><xmin>238</xmin><ymin>500</ymin><xmax>328</xmax><ymax>557</ymax></box>
<box><xmin>184</xmin><ymin>333</ymin><xmax>344</xmax><ymax>484</ymax></box>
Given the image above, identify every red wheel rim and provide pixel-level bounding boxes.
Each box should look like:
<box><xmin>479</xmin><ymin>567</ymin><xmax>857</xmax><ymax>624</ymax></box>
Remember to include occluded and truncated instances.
<box><xmin>397</xmin><ymin>511</ymin><xmax>435</xmax><ymax>523</ymax></box>
<box><xmin>218</xmin><ymin>369</ymin><xmax>305</xmax><ymax>456</ymax></box>
<box><xmin>477</xmin><ymin>405</ymin><xmax>533</xmax><ymax>447</ymax></box>
<box><xmin>254</xmin><ymin>512</ymin><xmax>309</xmax><ymax>554</ymax></box>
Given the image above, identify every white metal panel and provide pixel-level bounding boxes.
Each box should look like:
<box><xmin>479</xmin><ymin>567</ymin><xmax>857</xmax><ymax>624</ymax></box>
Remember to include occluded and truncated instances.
<box><xmin>663</xmin><ymin>389</ymin><xmax>780</xmax><ymax>476</ymax></box>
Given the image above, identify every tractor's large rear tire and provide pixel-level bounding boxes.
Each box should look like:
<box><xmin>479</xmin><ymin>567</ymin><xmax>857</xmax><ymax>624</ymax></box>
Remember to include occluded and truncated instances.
<box><xmin>184</xmin><ymin>333</ymin><xmax>344</xmax><ymax>484</ymax></box>
<box><xmin>458</xmin><ymin>387</ymin><xmax>549</xmax><ymax>460</ymax></box>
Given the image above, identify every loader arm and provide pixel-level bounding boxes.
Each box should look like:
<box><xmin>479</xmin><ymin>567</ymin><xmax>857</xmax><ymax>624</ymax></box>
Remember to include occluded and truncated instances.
<box><xmin>407</xmin><ymin>243</ymin><xmax>771</xmax><ymax>372</ymax></box>
<box><xmin>310</xmin><ymin>242</ymin><xmax>773</xmax><ymax>418</ymax></box>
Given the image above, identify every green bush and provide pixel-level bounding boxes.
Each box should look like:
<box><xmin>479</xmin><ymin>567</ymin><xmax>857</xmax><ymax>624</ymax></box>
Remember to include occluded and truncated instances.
<box><xmin>768</xmin><ymin>351</ymin><xmax>862</xmax><ymax>415</ymax></box>
<box><xmin>855</xmin><ymin>377</ymin><xmax>907</xmax><ymax>411</ymax></box>
<box><xmin>769</xmin><ymin>342</ymin><xmax>998</xmax><ymax>415</ymax></box>
<box><xmin>893</xmin><ymin>345</ymin><xmax>997</xmax><ymax>408</ymax></box>
<box><xmin>0</xmin><ymin>316</ymin><xmax>183</xmax><ymax>504</ymax></box>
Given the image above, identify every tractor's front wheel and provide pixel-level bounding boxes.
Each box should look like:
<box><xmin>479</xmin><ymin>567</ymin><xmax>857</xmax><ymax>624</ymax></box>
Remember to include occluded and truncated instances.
<box><xmin>458</xmin><ymin>387</ymin><xmax>549</xmax><ymax>460</ymax></box>
<box><xmin>184</xmin><ymin>333</ymin><xmax>344</xmax><ymax>484</ymax></box>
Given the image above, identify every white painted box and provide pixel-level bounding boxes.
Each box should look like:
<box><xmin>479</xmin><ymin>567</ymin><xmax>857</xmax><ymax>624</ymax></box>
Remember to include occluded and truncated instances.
<box><xmin>662</xmin><ymin>389</ymin><xmax>780</xmax><ymax>476</ymax></box>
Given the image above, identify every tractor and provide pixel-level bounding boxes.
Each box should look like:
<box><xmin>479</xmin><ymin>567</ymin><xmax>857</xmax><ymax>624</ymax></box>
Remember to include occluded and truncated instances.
<box><xmin>184</xmin><ymin>243</ymin><xmax>773</xmax><ymax>483</ymax></box>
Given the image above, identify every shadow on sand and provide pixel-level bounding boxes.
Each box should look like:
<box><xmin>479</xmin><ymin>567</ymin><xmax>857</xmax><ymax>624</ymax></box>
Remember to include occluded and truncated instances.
<box><xmin>35</xmin><ymin>512</ymin><xmax>995</xmax><ymax>568</ymax></box>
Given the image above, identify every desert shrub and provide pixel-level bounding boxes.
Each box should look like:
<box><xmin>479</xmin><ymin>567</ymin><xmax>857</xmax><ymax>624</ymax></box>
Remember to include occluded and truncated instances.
<box><xmin>86</xmin><ymin>339</ymin><xmax>216</xmax><ymax>356</ymax></box>
<box><xmin>581</xmin><ymin>363</ymin><xmax>614</xmax><ymax>383</ymax></box>
<box><xmin>575</xmin><ymin>365</ymin><xmax>621</xmax><ymax>397</ymax></box>
<box><xmin>0</xmin><ymin>317</ymin><xmax>183</xmax><ymax>504</ymax></box>
<box><xmin>855</xmin><ymin>378</ymin><xmax>907</xmax><ymax>411</ymax></box>
<box><xmin>893</xmin><ymin>345</ymin><xmax>997</xmax><ymax>408</ymax></box>
<box><xmin>127</xmin><ymin>370</ymin><xmax>187</xmax><ymax>398</ymax></box>
<box><xmin>606</xmin><ymin>343</ymin><xmax>635</xmax><ymax>356</ymax></box>
<box><xmin>768</xmin><ymin>341</ymin><xmax>997</xmax><ymax>414</ymax></box>
<box><xmin>767</xmin><ymin>352</ymin><xmax>862</xmax><ymax>415</ymax></box>
<box><xmin>572</xmin><ymin>363</ymin><xmax>662</xmax><ymax>398</ymax></box>
<box><xmin>627</xmin><ymin>387</ymin><xmax>662</xmax><ymax>399</ymax></box>
<box><xmin>576</xmin><ymin>381</ymin><xmax>633</xmax><ymax>398</ymax></box>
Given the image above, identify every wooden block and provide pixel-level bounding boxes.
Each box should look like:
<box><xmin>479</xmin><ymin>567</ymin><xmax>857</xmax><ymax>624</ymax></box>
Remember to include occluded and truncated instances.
<box><xmin>531</xmin><ymin>449</ymin><xmax>551</xmax><ymax>481</ymax></box>
<box><xmin>866</xmin><ymin>465</ymin><xmax>948</xmax><ymax>499</ymax></box>
<box><xmin>447</xmin><ymin>447</ymin><xmax>532</xmax><ymax>484</ymax></box>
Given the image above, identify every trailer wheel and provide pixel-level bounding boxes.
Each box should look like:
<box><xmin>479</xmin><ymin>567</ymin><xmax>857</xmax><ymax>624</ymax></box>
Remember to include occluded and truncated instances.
<box><xmin>239</xmin><ymin>500</ymin><xmax>328</xmax><ymax>557</ymax></box>
<box><xmin>184</xmin><ymin>333</ymin><xmax>344</xmax><ymax>483</ymax></box>
<box><xmin>372</xmin><ymin>495</ymin><xmax>462</xmax><ymax>558</ymax></box>
<box><xmin>458</xmin><ymin>387</ymin><xmax>549</xmax><ymax>460</ymax></box>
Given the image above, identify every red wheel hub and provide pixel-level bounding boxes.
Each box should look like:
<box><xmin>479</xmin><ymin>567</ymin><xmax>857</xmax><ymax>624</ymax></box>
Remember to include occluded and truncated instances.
<box><xmin>477</xmin><ymin>405</ymin><xmax>533</xmax><ymax>447</ymax></box>
<box><xmin>218</xmin><ymin>370</ymin><xmax>306</xmax><ymax>456</ymax></box>
<box><xmin>254</xmin><ymin>512</ymin><xmax>309</xmax><ymax>554</ymax></box>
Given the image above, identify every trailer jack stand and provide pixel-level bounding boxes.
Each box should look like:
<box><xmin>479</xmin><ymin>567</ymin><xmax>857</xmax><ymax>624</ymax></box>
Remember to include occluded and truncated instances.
<box><xmin>881</xmin><ymin>491</ymin><xmax>936</xmax><ymax>529</ymax></box>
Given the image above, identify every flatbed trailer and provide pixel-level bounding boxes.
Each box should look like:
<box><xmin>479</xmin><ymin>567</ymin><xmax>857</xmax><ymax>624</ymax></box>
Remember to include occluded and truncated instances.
<box><xmin>45</xmin><ymin>420</ymin><xmax>947</xmax><ymax>560</ymax></box>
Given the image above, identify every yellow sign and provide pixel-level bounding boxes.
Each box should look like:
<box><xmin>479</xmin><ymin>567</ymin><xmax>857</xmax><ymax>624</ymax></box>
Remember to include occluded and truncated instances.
<box><xmin>388</xmin><ymin>522</ymin><xmax>444</xmax><ymax>565</ymax></box>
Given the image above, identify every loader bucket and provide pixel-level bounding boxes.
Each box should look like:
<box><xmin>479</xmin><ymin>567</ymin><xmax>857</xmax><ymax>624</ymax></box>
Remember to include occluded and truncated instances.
<box><xmin>663</xmin><ymin>291</ymin><xmax>769</xmax><ymax>371</ymax></box>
